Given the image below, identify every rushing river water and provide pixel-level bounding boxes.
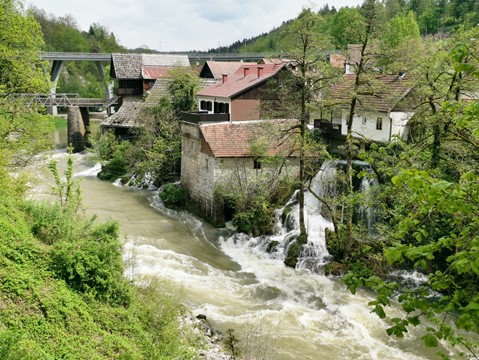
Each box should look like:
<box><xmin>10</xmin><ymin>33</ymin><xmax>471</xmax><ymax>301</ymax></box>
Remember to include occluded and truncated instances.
<box><xmin>32</xmin><ymin>146</ymin><xmax>453</xmax><ymax>360</ymax></box>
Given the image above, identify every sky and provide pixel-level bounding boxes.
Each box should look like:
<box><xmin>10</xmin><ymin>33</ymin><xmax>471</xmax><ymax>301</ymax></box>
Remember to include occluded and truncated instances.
<box><xmin>28</xmin><ymin>0</ymin><xmax>364</xmax><ymax>52</ymax></box>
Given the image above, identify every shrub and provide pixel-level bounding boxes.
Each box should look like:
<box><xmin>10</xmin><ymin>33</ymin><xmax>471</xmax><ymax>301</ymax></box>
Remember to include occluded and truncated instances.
<box><xmin>233</xmin><ymin>200</ymin><xmax>274</xmax><ymax>237</ymax></box>
<box><xmin>48</xmin><ymin>220</ymin><xmax>132</xmax><ymax>306</ymax></box>
<box><xmin>159</xmin><ymin>184</ymin><xmax>187</xmax><ymax>209</ymax></box>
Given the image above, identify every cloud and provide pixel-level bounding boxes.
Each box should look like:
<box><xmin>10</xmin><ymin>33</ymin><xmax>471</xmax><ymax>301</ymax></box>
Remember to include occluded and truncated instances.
<box><xmin>28</xmin><ymin>0</ymin><xmax>363</xmax><ymax>51</ymax></box>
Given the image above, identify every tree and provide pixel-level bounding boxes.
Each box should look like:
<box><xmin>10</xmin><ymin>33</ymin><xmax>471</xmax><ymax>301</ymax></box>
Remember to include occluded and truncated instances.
<box><xmin>344</xmin><ymin>31</ymin><xmax>479</xmax><ymax>358</ymax></box>
<box><xmin>0</xmin><ymin>0</ymin><xmax>50</xmax><ymax>94</ymax></box>
<box><xmin>264</xmin><ymin>8</ymin><xmax>333</xmax><ymax>244</ymax></box>
<box><xmin>0</xmin><ymin>0</ymin><xmax>54</xmax><ymax>170</ymax></box>
<box><xmin>326</xmin><ymin>6</ymin><xmax>366</xmax><ymax>49</ymax></box>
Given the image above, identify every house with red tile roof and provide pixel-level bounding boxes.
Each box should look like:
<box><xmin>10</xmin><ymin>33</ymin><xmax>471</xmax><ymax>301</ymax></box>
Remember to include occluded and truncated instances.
<box><xmin>181</xmin><ymin>119</ymin><xmax>299</xmax><ymax>225</ymax></box>
<box><xmin>317</xmin><ymin>73</ymin><xmax>415</xmax><ymax>144</ymax></box>
<box><xmin>199</xmin><ymin>61</ymin><xmax>256</xmax><ymax>80</ymax></box>
<box><xmin>196</xmin><ymin>63</ymin><xmax>290</xmax><ymax>121</ymax></box>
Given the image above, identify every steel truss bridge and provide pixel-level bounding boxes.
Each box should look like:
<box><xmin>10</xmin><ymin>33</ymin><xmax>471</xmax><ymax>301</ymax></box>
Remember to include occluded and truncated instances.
<box><xmin>9</xmin><ymin>93</ymin><xmax>120</xmax><ymax>108</ymax></box>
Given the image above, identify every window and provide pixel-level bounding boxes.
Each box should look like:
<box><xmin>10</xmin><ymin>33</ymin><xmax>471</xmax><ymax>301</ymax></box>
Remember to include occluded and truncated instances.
<box><xmin>376</xmin><ymin>117</ymin><xmax>383</xmax><ymax>130</ymax></box>
<box><xmin>200</xmin><ymin>100</ymin><xmax>207</xmax><ymax>110</ymax></box>
<box><xmin>362</xmin><ymin>117</ymin><xmax>367</xmax><ymax>125</ymax></box>
<box><xmin>253</xmin><ymin>159</ymin><xmax>261</xmax><ymax>169</ymax></box>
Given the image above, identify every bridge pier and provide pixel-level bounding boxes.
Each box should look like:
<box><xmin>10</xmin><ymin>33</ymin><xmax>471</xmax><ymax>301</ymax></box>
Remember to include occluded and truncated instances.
<box><xmin>67</xmin><ymin>106</ymin><xmax>90</xmax><ymax>152</ymax></box>
<box><xmin>47</xmin><ymin>60</ymin><xmax>64</xmax><ymax>115</ymax></box>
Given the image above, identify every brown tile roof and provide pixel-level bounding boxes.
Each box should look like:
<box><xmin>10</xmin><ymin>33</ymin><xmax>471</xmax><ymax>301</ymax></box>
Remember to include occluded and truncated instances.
<box><xmin>328</xmin><ymin>73</ymin><xmax>414</xmax><ymax>113</ymax></box>
<box><xmin>197</xmin><ymin>63</ymin><xmax>285</xmax><ymax>99</ymax></box>
<box><xmin>200</xmin><ymin>61</ymin><xmax>256</xmax><ymax>80</ymax></box>
<box><xmin>200</xmin><ymin>119</ymin><xmax>298</xmax><ymax>158</ymax></box>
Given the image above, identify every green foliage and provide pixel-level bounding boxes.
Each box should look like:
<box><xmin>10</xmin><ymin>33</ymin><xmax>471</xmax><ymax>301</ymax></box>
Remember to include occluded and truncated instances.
<box><xmin>383</xmin><ymin>12</ymin><xmax>421</xmax><ymax>48</ymax></box>
<box><xmin>284</xmin><ymin>240</ymin><xmax>301</xmax><ymax>268</ymax></box>
<box><xmin>159</xmin><ymin>184</ymin><xmax>187</xmax><ymax>209</ymax></box>
<box><xmin>224</xmin><ymin>328</ymin><xmax>241</xmax><ymax>360</ymax></box>
<box><xmin>97</xmin><ymin>139</ymin><xmax>131</xmax><ymax>182</ymax></box>
<box><xmin>326</xmin><ymin>6</ymin><xmax>365</xmax><ymax>49</ymax></box>
<box><xmin>233</xmin><ymin>199</ymin><xmax>274</xmax><ymax>237</ymax></box>
<box><xmin>0</xmin><ymin>105</ymin><xmax>55</xmax><ymax>169</ymax></box>
<box><xmin>0</xmin><ymin>0</ymin><xmax>50</xmax><ymax>94</ymax></box>
<box><xmin>167</xmin><ymin>67</ymin><xmax>200</xmax><ymax>115</ymax></box>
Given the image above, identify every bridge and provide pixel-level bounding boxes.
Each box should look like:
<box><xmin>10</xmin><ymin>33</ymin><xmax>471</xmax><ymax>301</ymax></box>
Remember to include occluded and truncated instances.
<box><xmin>10</xmin><ymin>93</ymin><xmax>120</xmax><ymax>153</ymax></box>
<box><xmin>10</xmin><ymin>93</ymin><xmax>119</xmax><ymax>108</ymax></box>
<box><xmin>39</xmin><ymin>51</ymin><xmax>273</xmax><ymax>63</ymax></box>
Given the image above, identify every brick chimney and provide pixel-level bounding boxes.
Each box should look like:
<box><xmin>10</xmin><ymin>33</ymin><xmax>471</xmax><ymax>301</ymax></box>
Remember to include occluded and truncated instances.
<box><xmin>222</xmin><ymin>74</ymin><xmax>228</xmax><ymax>84</ymax></box>
<box><xmin>243</xmin><ymin>67</ymin><xmax>250</xmax><ymax>77</ymax></box>
<box><xmin>257</xmin><ymin>66</ymin><xmax>264</xmax><ymax>77</ymax></box>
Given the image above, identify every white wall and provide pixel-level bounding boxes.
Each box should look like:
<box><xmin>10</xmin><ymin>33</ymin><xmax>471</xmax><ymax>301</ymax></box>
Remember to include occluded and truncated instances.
<box><xmin>340</xmin><ymin>111</ymin><xmax>413</xmax><ymax>142</ymax></box>
<box><xmin>341</xmin><ymin>112</ymin><xmax>391</xmax><ymax>142</ymax></box>
<box><xmin>390</xmin><ymin>111</ymin><xmax>413</xmax><ymax>141</ymax></box>
<box><xmin>198</xmin><ymin>96</ymin><xmax>231</xmax><ymax>114</ymax></box>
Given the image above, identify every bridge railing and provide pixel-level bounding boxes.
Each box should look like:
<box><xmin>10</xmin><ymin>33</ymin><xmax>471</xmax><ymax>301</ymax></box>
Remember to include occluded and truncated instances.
<box><xmin>8</xmin><ymin>93</ymin><xmax>118</xmax><ymax>107</ymax></box>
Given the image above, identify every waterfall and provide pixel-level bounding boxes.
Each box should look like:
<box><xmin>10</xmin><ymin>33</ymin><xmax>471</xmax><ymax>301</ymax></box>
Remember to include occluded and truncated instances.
<box><xmin>225</xmin><ymin>159</ymin><xmax>379</xmax><ymax>273</ymax></box>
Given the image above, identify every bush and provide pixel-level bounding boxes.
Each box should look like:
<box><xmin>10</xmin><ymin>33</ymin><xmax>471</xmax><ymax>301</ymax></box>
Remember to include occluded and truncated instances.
<box><xmin>159</xmin><ymin>184</ymin><xmax>187</xmax><ymax>209</ymax></box>
<box><xmin>97</xmin><ymin>141</ymin><xmax>131</xmax><ymax>181</ymax></box>
<box><xmin>233</xmin><ymin>201</ymin><xmax>274</xmax><ymax>237</ymax></box>
<box><xmin>48</xmin><ymin>220</ymin><xmax>132</xmax><ymax>306</ymax></box>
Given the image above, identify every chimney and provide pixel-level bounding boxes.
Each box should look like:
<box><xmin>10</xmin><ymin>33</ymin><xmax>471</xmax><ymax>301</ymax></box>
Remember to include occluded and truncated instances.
<box><xmin>222</xmin><ymin>74</ymin><xmax>228</xmax><ymax>84</ymax></box>
<box><xmin>257</xmin><ymin>67</ymin><xmax>264</xmax><ymax>78</ymax></box>
<box><xmin>243</xmin><ymin>67</ymin><xmax>250</xmax><ymax>77</ymax></box>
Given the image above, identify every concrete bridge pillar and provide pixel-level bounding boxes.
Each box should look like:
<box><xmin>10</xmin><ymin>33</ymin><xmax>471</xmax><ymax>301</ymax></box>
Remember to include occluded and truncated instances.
<box><xmin>95</xmin><ymin>62</ymin><xmax>113</xmax><ymax>99</ymax></box>
<box><xmin>47</xmin><ymin>60</ymin><xmax>64</xmax><ymax>115</ymax></box>
<box><xmin>67</xmin><ymin>106</ymin><xmax>90</xmax><ymax>152</ymax></box>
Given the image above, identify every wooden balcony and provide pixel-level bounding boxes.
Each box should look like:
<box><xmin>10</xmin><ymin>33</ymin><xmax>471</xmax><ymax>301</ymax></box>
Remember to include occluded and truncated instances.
<box><xmin>314</xmin><ymin>119</ymin><xmax>342</xmax><ymax>136</ymax></box>
<box><xmin>114</xmin><ymin>88</ymin><xmax>143</xmax><ymax>96</ymax></box>
<box><xmin>181</xmin><ymin>111</ymin><xmax>230</xmax><ymax>124</ymax></box>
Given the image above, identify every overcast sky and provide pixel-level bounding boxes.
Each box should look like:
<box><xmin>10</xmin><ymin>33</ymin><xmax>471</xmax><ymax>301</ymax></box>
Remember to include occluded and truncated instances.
<box><xmin>27</xmin><ymin>0</ymin><xmax>364</xmax><ymax>52</ymax></box>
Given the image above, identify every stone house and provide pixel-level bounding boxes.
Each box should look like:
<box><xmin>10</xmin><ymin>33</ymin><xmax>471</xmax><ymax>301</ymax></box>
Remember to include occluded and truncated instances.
<box><xmin>181</xmin><ymin>119</ymin><xmax>299</xmax><ymax>225</ymax></box>
<box><xmin>317</xmin><ymin>73</ymin><xmax>415</xmax><ymax>144</ymax></box>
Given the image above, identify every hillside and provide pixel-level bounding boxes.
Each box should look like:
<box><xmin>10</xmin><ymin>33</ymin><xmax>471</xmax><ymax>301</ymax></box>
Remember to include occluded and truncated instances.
<box><xmin>209</xmin><ymin>1</ymin><xmax>479</xmax><ymax>54</ymax></box>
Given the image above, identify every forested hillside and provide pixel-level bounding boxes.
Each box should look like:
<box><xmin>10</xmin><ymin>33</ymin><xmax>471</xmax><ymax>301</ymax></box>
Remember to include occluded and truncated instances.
<box><xmin>30</xmin><ymin>7</ymin><xmax>126</xmax><ymax>98</ymax></box>
<box><xmin>212</xmin><ymin>0</ymin><xmax>479</xmax><ymax>53</ymax></box>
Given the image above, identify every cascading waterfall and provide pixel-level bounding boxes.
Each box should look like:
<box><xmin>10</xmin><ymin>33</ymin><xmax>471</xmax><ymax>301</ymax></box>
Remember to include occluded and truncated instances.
<box><xmin>228</xmin><ymin>159</ymin><xmax>379</xmax><ymax>272</ymax></box>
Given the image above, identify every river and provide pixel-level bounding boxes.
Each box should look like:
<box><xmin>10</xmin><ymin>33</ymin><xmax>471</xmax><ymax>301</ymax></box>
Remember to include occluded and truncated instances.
<box><xmin>33</xmin><ymin>146</ymin><xmax>451</xmax><ymax>360</ymax></box>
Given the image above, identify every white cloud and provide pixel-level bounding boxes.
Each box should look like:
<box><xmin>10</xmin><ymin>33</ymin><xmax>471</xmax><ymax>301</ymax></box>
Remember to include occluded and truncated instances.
<box><xmin>27</xmin><ymin>0</ymin><xmax>363</xmax><ymax>51</ymax></box>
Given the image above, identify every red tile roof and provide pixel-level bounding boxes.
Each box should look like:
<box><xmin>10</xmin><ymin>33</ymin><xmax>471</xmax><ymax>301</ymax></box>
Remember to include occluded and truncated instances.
<box><xmin>197</xmin><ymin>63</ymin><xmax>285</xmax><ymax>99</ymax></box>
<box><xmin>200</xmin><ymin>120</ymin><xmax>298</xmax><ymax>158</ymax></box>
<box><xmin>200</xmin><ymin>61</ymin><xmax>256</xmax><ymax>80</ymax></box>
<box><xmin>329</xmin><ymin>74</ymin><xmax>414</xmax><ymax>113</ymax></box>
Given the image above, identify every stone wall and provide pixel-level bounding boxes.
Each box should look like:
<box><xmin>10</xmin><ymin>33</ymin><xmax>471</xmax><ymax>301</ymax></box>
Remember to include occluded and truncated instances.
<box><xmin>181</xmin><ymin>121</ymin><xmax>300</xmax><ymax>225</ymax></box>
<box><xmin>181</xmin><ymin>122</ymin><xmax>219</xmax><ymax>223</ymax></box>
